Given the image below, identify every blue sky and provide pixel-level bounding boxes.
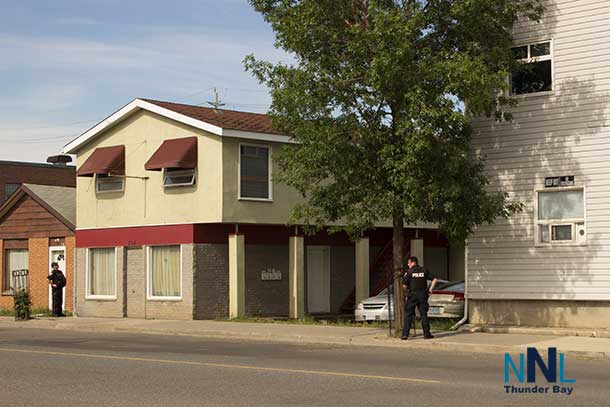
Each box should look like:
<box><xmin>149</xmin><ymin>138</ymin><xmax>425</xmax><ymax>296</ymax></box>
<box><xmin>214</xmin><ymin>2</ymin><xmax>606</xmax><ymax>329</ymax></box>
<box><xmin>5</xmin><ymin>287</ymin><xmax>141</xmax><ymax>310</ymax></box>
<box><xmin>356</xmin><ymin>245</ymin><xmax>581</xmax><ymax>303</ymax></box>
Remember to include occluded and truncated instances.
<box><xmin>0</xmin><ymin>0</ymin><xmax>286</xmax><ymax>162</ymax></box>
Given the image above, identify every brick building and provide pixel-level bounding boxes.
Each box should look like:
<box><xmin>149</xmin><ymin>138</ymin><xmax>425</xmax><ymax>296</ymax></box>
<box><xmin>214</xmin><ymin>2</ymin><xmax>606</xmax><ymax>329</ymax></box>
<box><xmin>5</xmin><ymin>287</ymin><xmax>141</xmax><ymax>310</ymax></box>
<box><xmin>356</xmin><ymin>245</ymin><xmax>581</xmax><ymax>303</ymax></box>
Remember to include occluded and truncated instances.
<box><xmin>0</xmin><ymin>160</ymin><xmax>76</xmax><ymax>206</ymax></box>
<box><xmin>0</xmin><ymin>184</ymin><xmax>76</xmax><ymax>312</ymax></box>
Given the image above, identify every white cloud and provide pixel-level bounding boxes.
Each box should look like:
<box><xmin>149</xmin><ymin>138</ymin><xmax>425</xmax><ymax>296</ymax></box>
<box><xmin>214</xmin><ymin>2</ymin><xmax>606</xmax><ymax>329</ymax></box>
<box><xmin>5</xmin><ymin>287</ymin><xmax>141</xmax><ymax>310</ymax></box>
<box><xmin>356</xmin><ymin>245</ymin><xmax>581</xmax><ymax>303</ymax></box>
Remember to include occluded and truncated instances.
<box><xmin>0</xmin><ymin>30</ymin><xmax>288</xmax><ymax>75</ymax></box>
<box><xmin>0</xmin><ymin>34</ymin><xmax>160</xmax><ymax>70</ymax></box>
<box><xmin>0</xmin><ymin>122</ymin><xmax>84</xmax><ymax>162</ymax></box>
<box><xmin>0</xmin><ymin>84</ymin><xmax>85</xmax><ymax>112</ymax></box>
<box><xmin>0</xmin><ymin>29</ymin><xmax>291</xmax><ymax>162</ymax></box>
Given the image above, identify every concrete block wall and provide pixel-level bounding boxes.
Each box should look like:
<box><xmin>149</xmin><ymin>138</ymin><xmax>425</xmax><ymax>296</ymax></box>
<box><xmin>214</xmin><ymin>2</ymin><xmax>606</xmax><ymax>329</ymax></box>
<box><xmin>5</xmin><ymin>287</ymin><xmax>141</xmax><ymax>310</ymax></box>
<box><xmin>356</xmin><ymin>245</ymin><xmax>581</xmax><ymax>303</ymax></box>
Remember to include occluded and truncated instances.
<box><xmin>144</xmin><ymin>244</ymin><xmax>194</xmax><ymax>320</ymax></box>
<box><xmin>194</xmin><ymin>244</ymin><xmax>229</xmax><ymax>319</ymax></box>
<box><xmin>330</xmin><ymin>246</ymin><xmax>355</xmax><ymax>314</ymax></box>
<box><xmin>245</xmin><ymin>244</ymin><xmax>289</xmax><ymax>317</ymax></box>
<box><xmin>76</xmin><ymin>245</ymin><xmax>195</xmax><ymax>320</ymax></box>
<box><xmin>125</xmin><ymin>246</ymin><xmax>145</xmax><ymax>318</ymax></box>
<box><xmin>75</xmin><ymin>247</ymin><xmax>125</xmax><ymax>317</ymax></box>
<box><xmin>470</xmin><ymin>299</ymin><xmax>610</xmax><ymax>329</ymax></box>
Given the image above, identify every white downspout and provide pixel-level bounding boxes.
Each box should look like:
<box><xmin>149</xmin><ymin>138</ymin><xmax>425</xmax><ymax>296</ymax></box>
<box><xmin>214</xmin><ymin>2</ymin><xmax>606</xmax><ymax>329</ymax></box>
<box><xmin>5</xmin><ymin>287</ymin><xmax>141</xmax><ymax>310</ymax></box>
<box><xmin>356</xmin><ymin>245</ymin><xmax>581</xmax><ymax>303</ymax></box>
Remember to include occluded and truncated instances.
<box><xmin>450</xmin><ymin>241</ymin><xmax>468</xmax><ymax>331</ymax></box>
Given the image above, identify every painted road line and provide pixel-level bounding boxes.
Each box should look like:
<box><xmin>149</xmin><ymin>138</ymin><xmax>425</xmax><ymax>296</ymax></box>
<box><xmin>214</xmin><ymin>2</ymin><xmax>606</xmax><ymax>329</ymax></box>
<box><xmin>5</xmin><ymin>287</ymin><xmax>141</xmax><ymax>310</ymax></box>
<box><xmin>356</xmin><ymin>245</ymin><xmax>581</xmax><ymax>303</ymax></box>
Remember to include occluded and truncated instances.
<box><xmin>0</xmin><ymin>347</ymin><xmax>440</xmax><ymax>384</ymax></box>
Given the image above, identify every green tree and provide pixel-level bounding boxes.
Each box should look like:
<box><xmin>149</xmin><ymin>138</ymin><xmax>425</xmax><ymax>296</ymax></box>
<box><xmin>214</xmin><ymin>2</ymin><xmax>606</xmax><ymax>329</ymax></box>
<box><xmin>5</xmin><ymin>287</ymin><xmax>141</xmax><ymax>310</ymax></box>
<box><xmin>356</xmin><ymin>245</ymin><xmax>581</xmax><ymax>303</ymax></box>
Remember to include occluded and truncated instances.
<box><xmin>245</xmin><ymin>0</ymin><xmax>541</xmax><ymax>334</ymax></box>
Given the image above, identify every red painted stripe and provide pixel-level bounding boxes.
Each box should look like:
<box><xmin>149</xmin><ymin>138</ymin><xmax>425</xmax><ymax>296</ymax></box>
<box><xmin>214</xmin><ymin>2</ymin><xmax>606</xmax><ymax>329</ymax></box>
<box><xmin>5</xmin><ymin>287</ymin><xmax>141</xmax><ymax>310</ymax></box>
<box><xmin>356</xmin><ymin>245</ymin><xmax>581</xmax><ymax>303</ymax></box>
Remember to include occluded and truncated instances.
<box><xmin>76</xmin><ymin>224</ymin><xmax>195</xmax><ymax>247</ymax></box>
<box><xmin>76</xmin><ymin>223</ymin><xmax>449</xmax><ymax>248</ymax></box>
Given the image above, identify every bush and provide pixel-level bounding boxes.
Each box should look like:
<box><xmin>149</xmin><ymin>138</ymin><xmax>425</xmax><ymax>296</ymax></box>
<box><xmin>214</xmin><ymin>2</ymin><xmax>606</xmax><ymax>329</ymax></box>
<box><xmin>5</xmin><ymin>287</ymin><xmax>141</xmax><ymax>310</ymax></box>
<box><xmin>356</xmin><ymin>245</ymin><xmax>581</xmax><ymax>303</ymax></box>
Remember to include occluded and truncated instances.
<box><xmin>13</xmin><ymin>289</ymin><xmax>31</xmax><ymax>320</ymax></box>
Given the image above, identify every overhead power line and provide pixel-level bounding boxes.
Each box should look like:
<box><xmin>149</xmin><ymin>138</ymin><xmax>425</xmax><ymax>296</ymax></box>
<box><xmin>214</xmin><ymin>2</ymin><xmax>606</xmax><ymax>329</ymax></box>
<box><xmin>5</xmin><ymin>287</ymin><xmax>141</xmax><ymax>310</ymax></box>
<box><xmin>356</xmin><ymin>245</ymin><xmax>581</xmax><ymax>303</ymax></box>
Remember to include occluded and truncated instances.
<box><xmin>0</xmin><ymin>119</ymin><xmax>98</xmax><ymax>132</ymax></box>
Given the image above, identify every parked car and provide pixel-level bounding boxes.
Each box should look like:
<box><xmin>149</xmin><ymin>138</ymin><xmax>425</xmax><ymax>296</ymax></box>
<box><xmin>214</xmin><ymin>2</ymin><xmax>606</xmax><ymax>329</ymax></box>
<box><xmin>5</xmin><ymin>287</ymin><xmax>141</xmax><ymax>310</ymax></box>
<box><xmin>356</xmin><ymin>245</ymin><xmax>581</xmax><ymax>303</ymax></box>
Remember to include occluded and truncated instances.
<box><xmin>427</xmin><ymin>281</ymin><xmax>465</xmax><ymax>318</ymax></box>
<box><xmin>354</xmin><ymin>279</ymin><xmax>461</xmax><ymax>322</ymax></box>
<box><xmin>354</xmin><ymin>287</ymin><xmax>393</xmax><ymax>322</ymax></box>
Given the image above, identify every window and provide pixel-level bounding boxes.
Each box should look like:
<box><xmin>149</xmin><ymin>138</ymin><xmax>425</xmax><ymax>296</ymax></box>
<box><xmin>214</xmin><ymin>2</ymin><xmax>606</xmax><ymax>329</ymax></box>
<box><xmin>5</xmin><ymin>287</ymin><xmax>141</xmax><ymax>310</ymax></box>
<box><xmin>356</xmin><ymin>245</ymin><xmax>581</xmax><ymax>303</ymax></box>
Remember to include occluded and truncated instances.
<box><xmin>511</xmin><ymin>41</ymin><xmax>552</xmax><ymax>95</ymax></box>
<box><xmin>148</xmin><ymin>245</ymin><xmax>181</xmax><ymax>299</ymax></box>
<box><xmin>239</xmin><ymin>144</ymin><xmax>271</xmax><ymax>200</ymax></box>
<box><xmin>536</xmin><ymin>188</ymin><xmax>585</xmax><ymax>244</ymax></box>
<box><xmin>2</xmin><ymin>249</ymin><xmax>28</xmax><ymax>293</ymax></box>
<box><xmin>87</xmin><ymin>248</ymin><xmax>116</xmax><ymax>298</ymax></box>
<box><xmin>4</xmin><ymin>183</ymin><xmax>20</xmax><ymax>201</ymax></box>
<box><xmin>96</xmin><ymin>174</ymin><xmax>124</xmax><ymax>193</ymax></box>
<box><xmin>163</xmin><ymin>169</ymin><xmax>197</xmax><ymax>188</ymax></box>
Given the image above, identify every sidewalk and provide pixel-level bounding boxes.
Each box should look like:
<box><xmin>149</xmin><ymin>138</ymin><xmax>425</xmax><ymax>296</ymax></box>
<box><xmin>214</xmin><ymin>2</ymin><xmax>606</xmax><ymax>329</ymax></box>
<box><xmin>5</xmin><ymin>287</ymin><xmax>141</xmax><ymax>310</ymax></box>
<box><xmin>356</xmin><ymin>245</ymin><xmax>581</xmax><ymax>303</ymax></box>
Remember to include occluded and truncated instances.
<box><xmin>1</xmin><ymin>316</ymin><xmax>609</xmax><ymax>359</ymax></box>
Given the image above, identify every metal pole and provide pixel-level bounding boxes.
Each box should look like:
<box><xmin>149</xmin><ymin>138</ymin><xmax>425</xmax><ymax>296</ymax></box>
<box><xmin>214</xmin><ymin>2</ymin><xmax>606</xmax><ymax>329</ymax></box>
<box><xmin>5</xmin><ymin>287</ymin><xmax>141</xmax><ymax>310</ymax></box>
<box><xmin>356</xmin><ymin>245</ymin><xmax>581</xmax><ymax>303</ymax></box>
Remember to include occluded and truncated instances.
<box><xmin>387</xmin><ymin>271</ymin><xmax>393</xmax><ymax>336</ymax></box>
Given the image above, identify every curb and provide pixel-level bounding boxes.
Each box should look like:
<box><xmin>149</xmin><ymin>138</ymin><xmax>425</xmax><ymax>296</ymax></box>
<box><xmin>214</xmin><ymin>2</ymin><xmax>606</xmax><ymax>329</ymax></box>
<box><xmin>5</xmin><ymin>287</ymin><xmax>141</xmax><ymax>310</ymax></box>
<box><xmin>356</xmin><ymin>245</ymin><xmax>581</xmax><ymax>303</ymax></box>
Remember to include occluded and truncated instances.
<box><xmin>465</xmin><ymin>324</ymin><xmax>610</xmax><ymax>338</ymax></box>
<box><xmin>2</xmin><ymin>319</ymin><xmax>609</xmax><ymax>360</ymax></box>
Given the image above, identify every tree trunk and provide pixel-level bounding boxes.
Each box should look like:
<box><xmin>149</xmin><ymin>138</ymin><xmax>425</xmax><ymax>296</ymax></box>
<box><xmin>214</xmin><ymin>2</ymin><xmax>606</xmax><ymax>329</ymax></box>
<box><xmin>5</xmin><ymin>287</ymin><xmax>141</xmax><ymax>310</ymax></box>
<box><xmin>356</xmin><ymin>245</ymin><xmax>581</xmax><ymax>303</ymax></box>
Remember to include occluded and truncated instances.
<box><xmin>392</xmin><ymin>209</ymin><xmax>405</xmax><ymax>337</ymax></box>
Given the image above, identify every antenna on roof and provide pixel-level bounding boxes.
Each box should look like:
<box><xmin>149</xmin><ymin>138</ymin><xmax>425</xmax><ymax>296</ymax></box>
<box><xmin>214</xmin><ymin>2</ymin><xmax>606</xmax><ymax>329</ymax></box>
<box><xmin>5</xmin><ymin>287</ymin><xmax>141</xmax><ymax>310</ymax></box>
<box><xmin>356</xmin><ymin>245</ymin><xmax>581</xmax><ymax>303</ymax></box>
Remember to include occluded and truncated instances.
<box><xmin>207</xmin><ymin>88</ymin><xmax>226</xmax><ymax>110</ymax></box>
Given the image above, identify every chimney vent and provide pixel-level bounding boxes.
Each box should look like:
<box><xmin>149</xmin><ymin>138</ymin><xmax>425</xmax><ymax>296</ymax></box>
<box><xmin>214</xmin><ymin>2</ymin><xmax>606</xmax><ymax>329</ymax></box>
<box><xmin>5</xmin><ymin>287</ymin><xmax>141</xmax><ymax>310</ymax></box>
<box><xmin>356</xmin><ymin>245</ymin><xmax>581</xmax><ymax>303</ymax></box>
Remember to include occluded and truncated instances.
<box><xmin>46</xmin><ymin>155</ymin><xmax>73</xmax><ymax>167</ymax></box>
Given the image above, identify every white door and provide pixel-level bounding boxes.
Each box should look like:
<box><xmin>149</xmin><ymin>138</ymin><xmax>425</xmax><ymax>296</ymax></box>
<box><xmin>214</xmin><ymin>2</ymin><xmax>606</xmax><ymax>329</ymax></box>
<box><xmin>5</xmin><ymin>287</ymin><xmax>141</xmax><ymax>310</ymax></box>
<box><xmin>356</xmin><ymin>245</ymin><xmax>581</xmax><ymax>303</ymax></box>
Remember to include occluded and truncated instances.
<box><xmin>307</xmin><ymin>246</ymin><xmax>331</xmax><ymax>314</ymax></box>
<box><xmin>49</xmin><ymin>247</ymin><xmax>66</xmax><ymax>311</ymax></box>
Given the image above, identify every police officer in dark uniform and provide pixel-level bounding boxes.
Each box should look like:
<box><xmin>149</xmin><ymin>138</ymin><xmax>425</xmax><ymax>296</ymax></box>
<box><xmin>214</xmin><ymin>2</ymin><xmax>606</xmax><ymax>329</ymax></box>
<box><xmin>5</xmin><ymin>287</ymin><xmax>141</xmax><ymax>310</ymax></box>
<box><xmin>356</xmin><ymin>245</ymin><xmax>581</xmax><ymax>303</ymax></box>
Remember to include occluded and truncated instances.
<box><xmin>401</xmin><ymin>256</ymin><xmax>437</xmax><ymax>340</ymax></box>
<box><xmin>47</xmin><ymin>262</ymin><xmax>66</xmax><ymax>317</ymax></box>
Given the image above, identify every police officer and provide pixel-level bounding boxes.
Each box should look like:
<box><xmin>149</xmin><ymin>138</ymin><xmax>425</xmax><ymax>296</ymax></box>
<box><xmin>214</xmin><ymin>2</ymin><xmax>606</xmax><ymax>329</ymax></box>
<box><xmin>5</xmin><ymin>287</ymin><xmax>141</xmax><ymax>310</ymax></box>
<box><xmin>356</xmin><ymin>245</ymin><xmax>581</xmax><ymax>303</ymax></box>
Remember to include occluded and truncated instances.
<box><xmin>47</xmin><ymin>262</ymin><xmax>66</xmax><ymax>317</ymax></box>
<box><xmin>401</xmin><ymin>256</ymin><xmax>437</xmax><ymax>340</ymax></box>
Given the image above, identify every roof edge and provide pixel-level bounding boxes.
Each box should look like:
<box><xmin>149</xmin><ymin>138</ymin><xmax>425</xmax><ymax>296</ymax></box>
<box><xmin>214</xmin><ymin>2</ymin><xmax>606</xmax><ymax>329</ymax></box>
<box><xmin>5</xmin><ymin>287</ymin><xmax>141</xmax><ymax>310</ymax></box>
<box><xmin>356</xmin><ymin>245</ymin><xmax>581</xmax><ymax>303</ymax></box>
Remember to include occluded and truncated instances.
<box><xmin>63</xmin><ymin>98</ymin><xmax>294</xmax><ymax>154</ymax></box>
<box><xmin>0</xmin><ymin>185</ymin><xmax>76</xmax><ymax>231</ymax></box>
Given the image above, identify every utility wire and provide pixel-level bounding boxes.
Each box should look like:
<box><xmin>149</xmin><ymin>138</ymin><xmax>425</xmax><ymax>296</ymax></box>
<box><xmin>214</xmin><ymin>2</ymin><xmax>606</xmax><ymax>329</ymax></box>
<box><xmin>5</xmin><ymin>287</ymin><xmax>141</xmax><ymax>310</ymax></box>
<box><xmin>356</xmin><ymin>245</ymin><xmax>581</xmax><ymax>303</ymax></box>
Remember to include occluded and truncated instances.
<box><xmin>0</xmin><ymin>119</ymin><xmax>98</xmax><ymax>131</ymax></box>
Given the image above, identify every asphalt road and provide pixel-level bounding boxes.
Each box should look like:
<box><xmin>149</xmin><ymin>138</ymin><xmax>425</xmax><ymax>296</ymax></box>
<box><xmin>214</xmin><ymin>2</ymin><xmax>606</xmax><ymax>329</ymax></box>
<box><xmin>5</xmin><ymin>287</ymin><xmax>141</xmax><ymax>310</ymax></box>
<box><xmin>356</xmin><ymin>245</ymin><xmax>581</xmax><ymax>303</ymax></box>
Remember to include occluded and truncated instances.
<box><xmin>0</xmin><ymin>327</ymin><xmax>608</xmax><ymax>407</ymax></box>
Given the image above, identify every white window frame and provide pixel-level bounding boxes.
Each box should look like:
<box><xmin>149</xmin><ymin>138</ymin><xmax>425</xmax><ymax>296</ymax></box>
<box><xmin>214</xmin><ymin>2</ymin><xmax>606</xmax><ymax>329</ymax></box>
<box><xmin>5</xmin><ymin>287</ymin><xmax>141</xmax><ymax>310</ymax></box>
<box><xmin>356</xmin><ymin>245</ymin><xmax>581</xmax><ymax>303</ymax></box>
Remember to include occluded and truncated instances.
<box><xmin>95</xmin><ymin>174</ymin><xmax>125</xmax><ymax>194</ymax></box>
<box><xmin>534</xmin><ymin>186</ymin><xmax>586</xmax><ymax>246</ymax></box>
<box><xmin>2</xmin><ymin>247</ymin><xmax>28</xmax><ymax>294</ymax></box>
<box><xmin>238</xmin><ymin>142</ymin><xmax>273</xmax><ymax>202</ymax></box>
<box><xmin>163</xmin><ymin>168</ymin><xmax>197</xmax><ymax>188</ymax></box>
<box><xmin>146</xmin><ymin>245</ymin><xmax>183</xmax><ymax>301</ymax></box>
<box><xmin>510</xmin><ymin>39</ymin><xmax>554</xmax><ymax>98</ymax></box>
<box><xmin>85</xmin><ymin>247</ymin><xmax>117</xmax><ymax>300</ymax></box>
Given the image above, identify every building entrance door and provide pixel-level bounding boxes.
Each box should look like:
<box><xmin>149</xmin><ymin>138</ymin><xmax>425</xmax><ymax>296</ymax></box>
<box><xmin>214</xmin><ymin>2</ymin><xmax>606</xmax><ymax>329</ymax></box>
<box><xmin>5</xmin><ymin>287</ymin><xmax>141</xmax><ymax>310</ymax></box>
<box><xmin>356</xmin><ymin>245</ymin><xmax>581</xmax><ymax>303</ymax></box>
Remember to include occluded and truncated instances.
<box><xmin>306</xmin><ymin>246</ymin><xmax>330</xmax><ymax>314</ymax></box>
<box><xmin>48</xmin><ymin>247</ymin><xmax>66</xmax><ymax>311</ymax></box>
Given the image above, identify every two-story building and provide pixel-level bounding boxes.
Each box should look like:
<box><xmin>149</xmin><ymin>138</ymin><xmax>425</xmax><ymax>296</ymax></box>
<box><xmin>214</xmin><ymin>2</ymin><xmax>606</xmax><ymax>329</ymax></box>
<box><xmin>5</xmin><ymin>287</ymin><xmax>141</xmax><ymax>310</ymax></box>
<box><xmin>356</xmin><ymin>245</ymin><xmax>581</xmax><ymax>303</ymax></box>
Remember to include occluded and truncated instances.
<box><xmin>63</xmin><ymin>98</ymin><xmax>459</xmax><ymax>320</ymax></box>
<box><xmin>468</xmin><ymin>0</ymin><xmax>610</xmax><ymax>328</ymax></box>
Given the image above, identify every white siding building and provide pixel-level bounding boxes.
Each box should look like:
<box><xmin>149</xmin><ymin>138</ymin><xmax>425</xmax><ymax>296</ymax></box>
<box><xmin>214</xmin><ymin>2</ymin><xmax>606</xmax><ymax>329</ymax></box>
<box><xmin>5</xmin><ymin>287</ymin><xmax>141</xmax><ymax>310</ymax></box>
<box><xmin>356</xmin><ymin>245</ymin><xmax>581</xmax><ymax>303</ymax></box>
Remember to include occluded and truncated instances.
<box><xmin>468</xmin><ymin>0</ymin><xmax>610</xmax><ymax>328</ymax></box>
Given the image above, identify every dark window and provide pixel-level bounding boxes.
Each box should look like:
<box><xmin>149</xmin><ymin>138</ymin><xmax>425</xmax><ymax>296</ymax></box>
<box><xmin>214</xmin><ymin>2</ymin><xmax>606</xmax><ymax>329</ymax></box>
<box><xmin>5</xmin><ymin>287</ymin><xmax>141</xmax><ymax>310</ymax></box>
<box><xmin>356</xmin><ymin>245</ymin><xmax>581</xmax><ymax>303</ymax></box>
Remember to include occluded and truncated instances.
<box><xmin>531</xmin><ymin>42</ymin><xmax>551</xmax><ymax>57</ymax></box>
<box><xmin>511</xmin><ymin>46</ymin><xmax>528</xmax><ymax>59</ymax></box>
<box><xmin>511</xmin><ymin>42</ymin><xmax>552</xmax><ymax>95</ymax></box>
<box><xmin>512</xmin><ymin>60</ymin><xmax>552</xmax><ymax>95</ymax></box>
<box><xmin>240</xmin><ymin>145</ymin><xmax>270</xmax><ymax>199</ymax></box>
<box><xmin>4</xmin><ymin>183</ymin><xmax>20</xmax><ymax>201</ymax></box>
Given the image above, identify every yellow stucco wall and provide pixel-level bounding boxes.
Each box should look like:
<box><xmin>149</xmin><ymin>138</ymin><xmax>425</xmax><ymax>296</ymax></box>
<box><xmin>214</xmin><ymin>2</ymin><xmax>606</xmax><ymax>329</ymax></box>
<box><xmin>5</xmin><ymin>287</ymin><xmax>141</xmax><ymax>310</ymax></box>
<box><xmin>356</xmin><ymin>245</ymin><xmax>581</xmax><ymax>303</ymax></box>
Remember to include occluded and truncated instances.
<box><xmin>75</xmin><ymin>110</ymin><xmax>223</xmax><ymax>228</ymax></box>
<box><xmin>221</xmin><ymin>138</ymin><xmax>303</xmax><ymax>224</ymax></box>
<box><xmin>75</xmin><ymin>108</ymin><xmax>439</xmax><ymax>230</ymax></box>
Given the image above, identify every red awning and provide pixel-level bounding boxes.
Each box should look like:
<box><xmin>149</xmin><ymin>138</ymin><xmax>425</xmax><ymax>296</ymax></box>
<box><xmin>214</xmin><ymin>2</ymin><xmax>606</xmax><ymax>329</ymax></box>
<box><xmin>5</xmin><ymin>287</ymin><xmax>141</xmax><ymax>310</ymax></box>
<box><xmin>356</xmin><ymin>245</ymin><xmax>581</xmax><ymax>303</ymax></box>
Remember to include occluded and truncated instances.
<box><xmin>76</xmin><ymin>145</ymin><xmax>125</xmax><ymax>177</ymax></box>
<box><xmin>145</xmin><ymin>137</ymin><xmax>198</xmax><ymax>171</ymax></box>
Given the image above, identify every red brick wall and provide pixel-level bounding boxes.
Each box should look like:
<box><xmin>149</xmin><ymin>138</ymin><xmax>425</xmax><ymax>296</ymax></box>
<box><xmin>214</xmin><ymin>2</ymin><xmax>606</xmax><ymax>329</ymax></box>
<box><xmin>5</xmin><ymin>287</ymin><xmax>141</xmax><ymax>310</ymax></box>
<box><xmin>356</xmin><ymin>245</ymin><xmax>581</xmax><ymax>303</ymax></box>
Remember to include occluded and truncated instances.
<box><xmin>28</xmin><ymin>237</ymin><xmax>50</xmax><ymax>310</ymax></box>
<box><xmin>64</xmin><ymin>236</ymin><xmax>75</xmax><ymax>310</ymax></box>
<box><xmin>0</xmin><ymin>239</ymin><xmax>7</xmax><ymax>310</ymax></box>
<box><xmin>0</xmin><ymin>162</ymin><xmax>75</xmax><ymax>206</ymax></box>
<box><xmin>0</xmin><ymin>237</ymin><xmax>74</xmax><ymax>312</ymax></box>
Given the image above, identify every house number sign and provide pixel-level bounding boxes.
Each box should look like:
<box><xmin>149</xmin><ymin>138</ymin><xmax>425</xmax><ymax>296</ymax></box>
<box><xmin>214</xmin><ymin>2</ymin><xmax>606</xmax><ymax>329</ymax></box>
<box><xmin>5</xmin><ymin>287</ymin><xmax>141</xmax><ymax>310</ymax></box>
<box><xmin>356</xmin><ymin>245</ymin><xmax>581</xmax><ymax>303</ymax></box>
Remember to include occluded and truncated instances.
<box><xmin>261</xmin><ymin>268</ymin><xmax>282</xmax><ymax>281</ymax></box>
